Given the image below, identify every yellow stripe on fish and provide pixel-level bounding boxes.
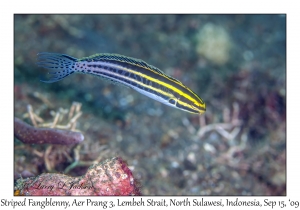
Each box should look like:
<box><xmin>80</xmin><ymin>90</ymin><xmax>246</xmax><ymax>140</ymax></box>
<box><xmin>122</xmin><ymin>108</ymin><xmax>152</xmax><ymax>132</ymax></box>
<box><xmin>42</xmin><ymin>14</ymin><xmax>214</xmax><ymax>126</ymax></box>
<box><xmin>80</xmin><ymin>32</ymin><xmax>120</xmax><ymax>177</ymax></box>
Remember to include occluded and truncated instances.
<box><xmin>37</xmin><ymin>53</ymin><xmax>206</xmax><ymax>114</ymax></box>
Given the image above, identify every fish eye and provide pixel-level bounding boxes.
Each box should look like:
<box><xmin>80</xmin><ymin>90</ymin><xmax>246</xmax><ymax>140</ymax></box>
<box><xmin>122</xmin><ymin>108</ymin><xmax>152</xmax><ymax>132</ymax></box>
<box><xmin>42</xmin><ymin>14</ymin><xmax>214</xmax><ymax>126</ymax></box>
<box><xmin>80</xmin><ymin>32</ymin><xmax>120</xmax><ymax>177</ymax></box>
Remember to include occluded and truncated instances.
<box><xmin>168</xmin><ymin>98</ymin><xmax>176</xmax><ymax>105</ymax></box>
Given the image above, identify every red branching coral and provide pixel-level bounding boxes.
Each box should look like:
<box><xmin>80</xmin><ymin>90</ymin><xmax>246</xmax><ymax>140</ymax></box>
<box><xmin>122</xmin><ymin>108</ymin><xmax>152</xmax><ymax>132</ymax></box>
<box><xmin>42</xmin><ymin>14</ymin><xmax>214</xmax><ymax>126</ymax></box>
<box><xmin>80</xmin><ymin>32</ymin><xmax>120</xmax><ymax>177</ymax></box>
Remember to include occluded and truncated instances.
<box><xmin>14</xmin><ymin>117</ymin><xmax>84</xmax><ymax>145</ymax></box>
<box><xmin>15</xmin><ymin>157</ymin><xmax>141</xmax><ymax>196</ymax></box>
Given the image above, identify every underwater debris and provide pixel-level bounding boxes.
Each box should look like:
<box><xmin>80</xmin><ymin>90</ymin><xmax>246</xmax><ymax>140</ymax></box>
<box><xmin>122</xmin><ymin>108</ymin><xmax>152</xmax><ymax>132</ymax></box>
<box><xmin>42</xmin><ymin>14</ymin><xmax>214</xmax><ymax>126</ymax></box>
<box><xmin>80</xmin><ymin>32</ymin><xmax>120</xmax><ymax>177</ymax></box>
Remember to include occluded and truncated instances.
<box><xmin>14</xmin><ymin>117</ymin><xmax>84</xmax><ymax>145</ymax></box>
<box><xmin>15</xmin><ymin>157</ymin><xmax>141</xmax><ymax>196</ymax></box>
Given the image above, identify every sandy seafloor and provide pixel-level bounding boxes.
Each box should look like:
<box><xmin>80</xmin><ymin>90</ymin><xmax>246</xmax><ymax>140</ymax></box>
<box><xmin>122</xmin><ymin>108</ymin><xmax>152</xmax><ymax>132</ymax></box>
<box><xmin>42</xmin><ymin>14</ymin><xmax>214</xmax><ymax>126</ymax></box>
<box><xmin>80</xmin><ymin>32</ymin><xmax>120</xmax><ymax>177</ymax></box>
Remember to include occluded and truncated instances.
<box><xmin>14</xmin><ymin>14</ymin><xmax>286</xmax><ymax>195</ymax></box>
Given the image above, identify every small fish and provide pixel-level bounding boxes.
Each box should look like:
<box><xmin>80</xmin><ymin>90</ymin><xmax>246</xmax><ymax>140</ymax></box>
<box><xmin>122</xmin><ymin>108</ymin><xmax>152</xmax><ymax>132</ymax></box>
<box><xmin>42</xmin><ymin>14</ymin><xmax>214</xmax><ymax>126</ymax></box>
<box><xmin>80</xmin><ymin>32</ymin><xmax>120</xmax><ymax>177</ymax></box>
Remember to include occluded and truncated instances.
<box><xmin>37</xmin><ymin>52</ymin><xmax>206</xmax><ymax>114</ymax></box>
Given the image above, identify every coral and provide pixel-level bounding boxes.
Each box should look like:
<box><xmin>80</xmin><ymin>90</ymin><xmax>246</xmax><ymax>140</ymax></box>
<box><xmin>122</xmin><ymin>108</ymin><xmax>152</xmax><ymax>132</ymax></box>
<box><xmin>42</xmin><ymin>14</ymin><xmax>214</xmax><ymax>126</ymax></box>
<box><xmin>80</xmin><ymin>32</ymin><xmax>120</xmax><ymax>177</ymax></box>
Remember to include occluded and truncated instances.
<box><xmin>25</xmin><ymin>101</ymin><xmax>82</xmax><ymax>131</ymax></box>
<box><xmin>182</xmin><ymin>102</ymin><xmax>286</xmax><ymax>195</ymax></box>
<box><xmin>15</xmin><ymin>157</ymin><xmax>141</xmax><ymax>196</ymax></box>
<box><xmin>14</xmin><ymin>117</ymin><xmax>84</xmax><ymax>145</ymax></box>
<box><xmin>182</xmin><ymin>102</ymin><xmax>241</xmax><ymax>141</ymax></box>
<box><xmin>15</xmin><ymin>101</ymin><xmax>86</xmax><ymax>172</ymax></box>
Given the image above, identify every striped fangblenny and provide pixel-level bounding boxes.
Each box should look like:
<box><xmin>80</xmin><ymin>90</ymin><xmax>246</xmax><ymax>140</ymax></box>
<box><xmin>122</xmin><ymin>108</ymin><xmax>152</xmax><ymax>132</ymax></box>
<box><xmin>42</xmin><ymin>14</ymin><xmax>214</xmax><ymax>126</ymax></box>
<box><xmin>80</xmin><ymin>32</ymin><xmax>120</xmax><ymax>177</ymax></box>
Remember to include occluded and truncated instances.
<box><xmin>37</xmin><ymin>53</ymin><xmax>206</xmax><ymax>114</ymax></box>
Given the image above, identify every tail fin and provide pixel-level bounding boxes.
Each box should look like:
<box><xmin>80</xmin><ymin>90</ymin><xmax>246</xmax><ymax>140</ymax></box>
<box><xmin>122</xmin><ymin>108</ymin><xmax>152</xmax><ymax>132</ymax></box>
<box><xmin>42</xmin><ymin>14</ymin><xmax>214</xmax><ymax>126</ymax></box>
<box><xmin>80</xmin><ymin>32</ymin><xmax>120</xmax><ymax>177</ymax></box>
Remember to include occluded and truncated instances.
<box><xmin>37</xmin><ymin>52</ymin><xmax>78</xmax><ymax>83</ymax></box>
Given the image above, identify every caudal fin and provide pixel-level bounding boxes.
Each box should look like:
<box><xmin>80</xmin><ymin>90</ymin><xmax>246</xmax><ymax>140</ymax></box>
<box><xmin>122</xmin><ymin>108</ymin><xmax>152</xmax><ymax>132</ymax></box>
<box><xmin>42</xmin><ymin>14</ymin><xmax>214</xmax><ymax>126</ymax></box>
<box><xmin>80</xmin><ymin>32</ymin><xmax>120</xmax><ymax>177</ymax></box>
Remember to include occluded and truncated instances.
<box><xmin>37</xmin><ymin>52</ymin><xmax>78</xmax><ymax>83</ymax></box>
